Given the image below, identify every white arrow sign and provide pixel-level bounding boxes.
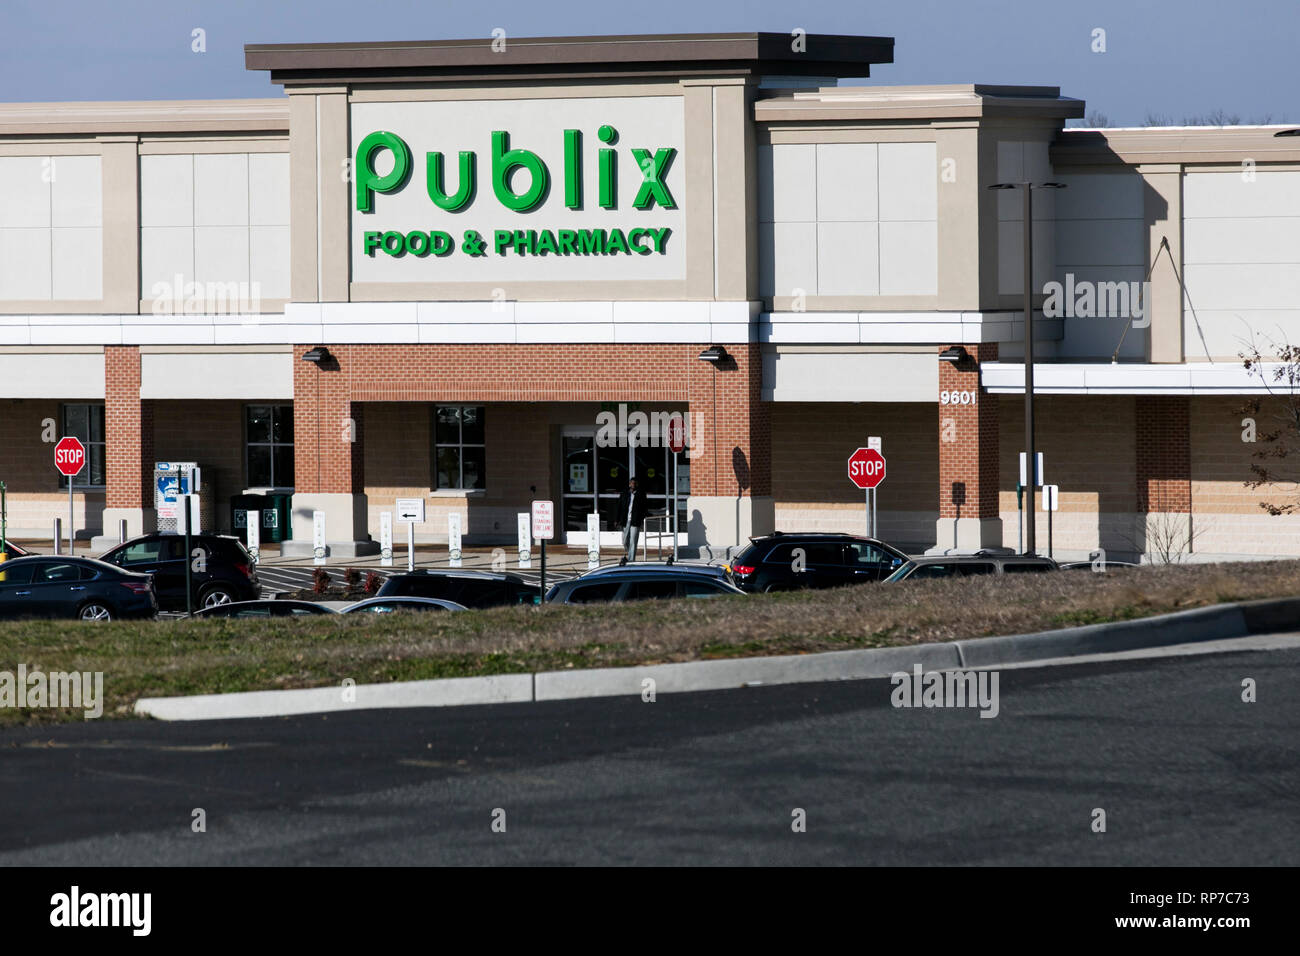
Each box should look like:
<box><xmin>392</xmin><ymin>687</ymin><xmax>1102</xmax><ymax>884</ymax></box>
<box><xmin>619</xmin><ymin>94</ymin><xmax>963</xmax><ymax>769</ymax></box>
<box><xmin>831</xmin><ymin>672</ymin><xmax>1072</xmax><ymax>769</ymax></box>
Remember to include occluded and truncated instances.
<box><xmin>395</xmin><ymin>497</ymin><xmax>425</xmax><ymax>524</ymax></box>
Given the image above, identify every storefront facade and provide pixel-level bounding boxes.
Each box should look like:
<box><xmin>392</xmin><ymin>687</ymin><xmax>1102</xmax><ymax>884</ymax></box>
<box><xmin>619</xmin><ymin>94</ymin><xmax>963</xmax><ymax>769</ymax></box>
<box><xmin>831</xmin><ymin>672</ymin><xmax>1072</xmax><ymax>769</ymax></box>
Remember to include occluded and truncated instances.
<box><xmin>2</xmin><ymin>33</ymin><xmax>1298</xmax><ymax>560</ymax></box>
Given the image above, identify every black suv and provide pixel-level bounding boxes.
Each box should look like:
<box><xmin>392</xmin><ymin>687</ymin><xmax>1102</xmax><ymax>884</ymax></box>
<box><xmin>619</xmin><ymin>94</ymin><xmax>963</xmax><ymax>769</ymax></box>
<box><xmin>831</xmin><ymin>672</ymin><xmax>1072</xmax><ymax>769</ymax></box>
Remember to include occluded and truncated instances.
<box><xmin>727</xmin><ymin>533</ymin><xmax>909</xmax><ymax>593</ymax></box>
<box><xmin>377</xmin><ymin>569</ymin><xmax>541</xmax><ymax>608</ymax></box>
<box><xmin>99</xmin><ymin>533</ymin><xmax>260</xmax><ymax>611</ymax></box>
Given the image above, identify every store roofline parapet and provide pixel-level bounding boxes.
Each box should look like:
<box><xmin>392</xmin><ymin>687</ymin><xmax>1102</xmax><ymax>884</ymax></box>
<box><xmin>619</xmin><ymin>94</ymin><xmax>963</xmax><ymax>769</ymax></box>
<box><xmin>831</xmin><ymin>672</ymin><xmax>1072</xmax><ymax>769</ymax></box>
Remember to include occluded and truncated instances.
<box><xmin>244</xmin><ymin>32</ymin><xmax>895</xmax><ymax>86</ymax></box>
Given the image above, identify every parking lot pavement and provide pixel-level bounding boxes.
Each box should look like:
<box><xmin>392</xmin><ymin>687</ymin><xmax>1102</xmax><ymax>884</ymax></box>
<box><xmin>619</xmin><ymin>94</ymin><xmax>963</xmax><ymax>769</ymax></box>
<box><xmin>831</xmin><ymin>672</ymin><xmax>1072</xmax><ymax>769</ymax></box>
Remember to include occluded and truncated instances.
<box><xmin>2</xmin><ymin>645</ymin><xmax>1296</xmax><ymax>865</ymax></box>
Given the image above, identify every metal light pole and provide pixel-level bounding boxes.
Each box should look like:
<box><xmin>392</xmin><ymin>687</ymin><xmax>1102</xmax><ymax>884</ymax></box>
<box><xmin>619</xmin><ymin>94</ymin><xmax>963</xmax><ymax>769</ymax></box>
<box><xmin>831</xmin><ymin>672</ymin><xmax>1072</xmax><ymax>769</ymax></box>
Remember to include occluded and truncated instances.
<box><xmin>988</xmin><ymin>180</ymin><xmax>1066</xmax><ymax>555</ymax></box>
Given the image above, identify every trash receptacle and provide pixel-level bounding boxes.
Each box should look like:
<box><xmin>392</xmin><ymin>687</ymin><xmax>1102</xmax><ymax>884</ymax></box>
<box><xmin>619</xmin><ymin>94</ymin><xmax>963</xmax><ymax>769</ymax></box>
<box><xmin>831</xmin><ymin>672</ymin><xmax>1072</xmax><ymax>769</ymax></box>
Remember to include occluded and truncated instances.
<box><xmin>230</xmin><ymin>494</ymin><xmax>265</xmax><ymax>545</ymax></box>
<box><xmin>264</xmin><ymin>493</ymin><xmax>292</xmax><ymax>543</ymax></box>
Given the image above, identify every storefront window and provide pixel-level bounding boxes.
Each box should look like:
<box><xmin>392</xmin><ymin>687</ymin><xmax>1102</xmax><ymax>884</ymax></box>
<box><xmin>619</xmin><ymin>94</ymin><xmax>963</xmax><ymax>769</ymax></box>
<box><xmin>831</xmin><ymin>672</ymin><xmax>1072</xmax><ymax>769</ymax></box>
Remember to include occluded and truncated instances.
<box><xmin>246</xmin><ymin>404</ymin><xmax>294</xmax><ymax>487</ymax></box>
<box><xmin>435</xmin><ymin>405</ymin><xmax>486</xmax><ymax>490</ymax></box>
<box><xmin>60</xmin><ymin>404</ymin><xmax>106</xmax><ymax>489</ymax></box>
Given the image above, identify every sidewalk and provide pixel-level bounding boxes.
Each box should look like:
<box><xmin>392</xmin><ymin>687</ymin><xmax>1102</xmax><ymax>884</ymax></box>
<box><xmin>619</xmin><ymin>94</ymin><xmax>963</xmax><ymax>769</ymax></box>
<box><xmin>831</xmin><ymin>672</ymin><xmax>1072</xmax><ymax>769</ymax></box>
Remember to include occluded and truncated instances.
<box><xmin>254</xmin><ymin>543</ymin><xmax>627</xmax><ymax>572</ymax></box>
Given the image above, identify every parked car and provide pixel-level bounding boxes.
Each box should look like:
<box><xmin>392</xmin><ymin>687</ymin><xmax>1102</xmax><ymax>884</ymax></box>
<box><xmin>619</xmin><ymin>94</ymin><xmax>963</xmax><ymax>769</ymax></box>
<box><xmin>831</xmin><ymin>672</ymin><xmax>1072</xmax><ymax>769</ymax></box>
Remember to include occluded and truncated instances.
<box><xmin>342</xmin><ymin>596</ymin><xmax>466</xmax><ymax>614</ymax></box>
<box><xmin>545</xmin><ymin>568</ymin><xmax>745</xmax><ymax>604</ymax></box>
<box><xmin>580</xmin><ymin>560</ymin><xmax>731</xmax><ymax>582</ymax></box>
<box><xmin>1058</xmin><ymin>560</ymin><xmax>1141</xmax><ymax>571</ymax></box>
<box><xmin>194</xmin><ymin>599</ymin><xmax>337</xmax><ymax>619</ymax></box>
<box><xmin>0</xmin><ymin>556</ymin><xmax>156</xmax><ymax>621</ymax></box>
<box><xmin>377</xmin><ymin>569</ymin><xmax>540</xmax><ymax>608</ymax></box>
<box><xmin>726</xmin><ymin>533</ymin><xmax>910</xmax><ymax>593</ymax></box>
<box><xmin>884</xmin><ymin>553</ymin><xmax>1057</xmax><ymax>582</ymax></box>
<box><xmin>99</xmin><ymin>533</ymin><xmax>260</xmax><ymax>611</ymax></box>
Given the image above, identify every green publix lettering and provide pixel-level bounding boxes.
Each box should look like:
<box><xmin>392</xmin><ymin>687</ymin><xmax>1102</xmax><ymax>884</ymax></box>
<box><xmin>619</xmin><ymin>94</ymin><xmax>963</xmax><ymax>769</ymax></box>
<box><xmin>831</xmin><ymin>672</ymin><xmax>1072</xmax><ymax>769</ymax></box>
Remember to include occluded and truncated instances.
<box><xmin>355</xmin><ymin>126</ymin><xmax>677</xmax><ymax>214</ymax></box>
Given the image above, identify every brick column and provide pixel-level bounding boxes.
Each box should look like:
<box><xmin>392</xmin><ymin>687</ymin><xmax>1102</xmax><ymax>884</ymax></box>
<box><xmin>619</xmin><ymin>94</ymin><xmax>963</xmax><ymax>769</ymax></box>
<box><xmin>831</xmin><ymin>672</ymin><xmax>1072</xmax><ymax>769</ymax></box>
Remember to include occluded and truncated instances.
<box><xmin>97</xmin><ymin>346</ymin><xmax>155</xmax><ymax>545</ymax></box>
<box><xmin>288</xmin><ymin>346</ymin><xmax>374</xmax><ymax>557</ymax></box>
<box><xmin>932</xmin><ymin>343</ymin><xmax>1002</xmax><ymax>551</ymax></box>
<box><xmin>686</xmin><ymin>342</ymin><xmax>773</xmax><ymax>547</ymax></box>
<box><xmin>1136</xmin><ymin>396</ymin><xmax>1191</xmax><ymax>513</ymax></box>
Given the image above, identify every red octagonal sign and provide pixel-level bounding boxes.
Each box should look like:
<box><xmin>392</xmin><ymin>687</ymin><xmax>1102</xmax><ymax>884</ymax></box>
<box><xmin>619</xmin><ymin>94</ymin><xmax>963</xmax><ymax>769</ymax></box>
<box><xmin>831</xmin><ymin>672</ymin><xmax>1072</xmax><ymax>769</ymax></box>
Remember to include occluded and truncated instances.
<box><xmin>54</xmin><ymin>436</ymin><xmax>86</xmax><ymax>477</ymax></box>
<box><xmin>847</xmin><ymin>447</ymin><xmax>886</xmax><ymax>490</ymax></box>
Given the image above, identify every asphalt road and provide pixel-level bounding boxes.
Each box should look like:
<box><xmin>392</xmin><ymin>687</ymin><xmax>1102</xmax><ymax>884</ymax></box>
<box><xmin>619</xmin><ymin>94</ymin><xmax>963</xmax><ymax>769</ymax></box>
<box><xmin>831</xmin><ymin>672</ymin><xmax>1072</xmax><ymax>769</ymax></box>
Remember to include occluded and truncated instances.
<box><xmin>1</xmin><ymin>646</ymin><xmax>1296</xmax><ymax>865</ymax></box>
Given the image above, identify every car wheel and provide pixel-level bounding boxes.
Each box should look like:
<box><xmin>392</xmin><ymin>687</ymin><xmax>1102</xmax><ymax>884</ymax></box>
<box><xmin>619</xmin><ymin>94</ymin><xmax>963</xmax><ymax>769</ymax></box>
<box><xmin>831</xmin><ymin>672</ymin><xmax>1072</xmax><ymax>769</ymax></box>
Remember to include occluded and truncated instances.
<box><xmin>200</xmin><ymin>586</ymin><xmax>236</xmax><ymax>608</ymax></box>
<box><xmin>78</xmin><ymin>602</ymin><xmax>113</xmax><ymax>622</ymax></box>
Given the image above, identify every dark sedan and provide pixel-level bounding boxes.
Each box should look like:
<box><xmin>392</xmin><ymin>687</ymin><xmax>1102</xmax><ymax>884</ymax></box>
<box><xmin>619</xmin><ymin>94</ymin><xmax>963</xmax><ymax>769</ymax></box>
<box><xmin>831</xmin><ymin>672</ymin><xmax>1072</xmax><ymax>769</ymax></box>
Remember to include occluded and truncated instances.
<box><xmin>0</xmin><ymin>556</ymin><xmax>156</xmax><ymax>621</ymax></box>
<box><xmin>377</xmin><ymin>570</ymin><xmax>540</xmax><ymax>608</ymax></box>
<box><xmin>194</xmin><ymin>599</ymin><xmax>337</xmax><ymax>619</ymax></box>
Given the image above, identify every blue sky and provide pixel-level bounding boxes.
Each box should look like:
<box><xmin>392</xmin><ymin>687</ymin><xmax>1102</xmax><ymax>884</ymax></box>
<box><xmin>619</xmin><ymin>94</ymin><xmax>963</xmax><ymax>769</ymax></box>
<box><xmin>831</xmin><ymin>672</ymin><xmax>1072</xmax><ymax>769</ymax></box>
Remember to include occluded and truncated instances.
<box><xmin>1</xmin><ymin>0</ymin><xmax>1294</xmax><ymax>126</ymax></box>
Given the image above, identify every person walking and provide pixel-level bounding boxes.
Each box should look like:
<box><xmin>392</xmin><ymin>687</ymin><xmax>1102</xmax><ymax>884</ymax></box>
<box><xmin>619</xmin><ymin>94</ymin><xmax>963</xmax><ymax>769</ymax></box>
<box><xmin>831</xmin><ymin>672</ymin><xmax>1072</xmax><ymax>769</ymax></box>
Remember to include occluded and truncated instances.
<box><xmin>617</xmin><ymin>477</ymin><xmax>648</xmax><ymax>564</ymax></box>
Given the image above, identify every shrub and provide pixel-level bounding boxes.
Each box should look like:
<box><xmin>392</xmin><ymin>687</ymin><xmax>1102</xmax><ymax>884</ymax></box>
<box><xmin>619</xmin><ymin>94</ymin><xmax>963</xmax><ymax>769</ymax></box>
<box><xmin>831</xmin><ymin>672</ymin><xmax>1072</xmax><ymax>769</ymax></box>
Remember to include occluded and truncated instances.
<box><xmin>364</xmin><ymin>571</ymin><xmax>382</xmax><ymax>595</ymax></box>
<box><xmin>312</xmin><ymin>568</ymin><xmax>331</xmax><ymax>595</ymax></box>
<box><xmin>343</xmin><ymin>566</ymin><xmax>361</xmax><ymax>590</ymax></box>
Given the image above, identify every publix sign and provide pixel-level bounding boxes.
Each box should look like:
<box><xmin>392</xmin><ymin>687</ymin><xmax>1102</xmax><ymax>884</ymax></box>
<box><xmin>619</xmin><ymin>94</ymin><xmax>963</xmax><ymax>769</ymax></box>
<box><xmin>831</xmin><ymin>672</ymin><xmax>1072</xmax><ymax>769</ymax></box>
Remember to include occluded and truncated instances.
<box><xmin>356</xmin><ymin>122</ymin><xmax>677</xmax><ymax>261</ymax></box>
<box><xmin>349</xmin><ymin>97</ymin><xmax>686</xmax><ymax>282</ymax></box>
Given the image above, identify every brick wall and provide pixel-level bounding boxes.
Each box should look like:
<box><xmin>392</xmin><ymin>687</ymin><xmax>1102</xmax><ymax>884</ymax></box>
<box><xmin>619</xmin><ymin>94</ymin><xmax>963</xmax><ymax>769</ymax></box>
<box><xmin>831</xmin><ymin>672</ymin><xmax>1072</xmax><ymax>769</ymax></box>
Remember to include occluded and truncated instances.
<box><xmin>998</xmin><ymin>394</ymin><xmax>1139</xmax><ymax>554</ymax></box>
<box><xmin>1190</xmin><ymin>395</ymin><xmax>1296</xmax><ymax>514</ymax></box>
<box><xmin>771</xmin><ymin>402</ymin><xmax>937</xmax><ymax>509</ymax></box>
<box><xmin>937</xmin><ymin>344</ymin><xmax>998</xmax><ymax>519</ymax></box>
<box><xmin>0</xmin><ymin>398</ymin><xmax>107</xmax><ymax>536</ymax></box>
<box><xmin>0</xmin><ymin>399</ymin><xmax>62</xmax><ymax>493</ymax></box>
<box><xmin>104</xmin><ymin>346</ymin><xmax>151</xmax><ymax>509</ymax></box>
<box><xmin>1136</xmin><ymin>395</ymin><xmax>1191</xmax><ymax>512</ymax></box>
<box><xmin>152</xmin><ymin>399</ymin><xmax>245</xmax><ymax>529</ymax></box>
<box><xmin>295</xmin><ymin>343</ymin><xmax>767</xmax><ymax>499</ymax></box>
<box><xmin>999</xmin><ymin>395</ymin><xmax>1138</xmax><ymax>514</ymax></box>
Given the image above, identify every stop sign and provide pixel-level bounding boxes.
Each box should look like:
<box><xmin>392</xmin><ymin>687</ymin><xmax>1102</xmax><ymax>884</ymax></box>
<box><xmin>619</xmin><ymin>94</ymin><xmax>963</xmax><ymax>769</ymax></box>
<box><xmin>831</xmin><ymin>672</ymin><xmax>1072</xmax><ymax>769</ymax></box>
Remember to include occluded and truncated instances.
<box><xmin>54</xmin><ymin>436</ymin><xmax>86</xmax><ymax>477</ymax></box>
<box><xmin>667</xmin><ymin>416</ymin><xmax>687</xmax><ymax>454</ymax></box>
<box><xmin>848</xmin><ymin>447</ymin><xmax>886</xmax><ymax>489</ymax></box>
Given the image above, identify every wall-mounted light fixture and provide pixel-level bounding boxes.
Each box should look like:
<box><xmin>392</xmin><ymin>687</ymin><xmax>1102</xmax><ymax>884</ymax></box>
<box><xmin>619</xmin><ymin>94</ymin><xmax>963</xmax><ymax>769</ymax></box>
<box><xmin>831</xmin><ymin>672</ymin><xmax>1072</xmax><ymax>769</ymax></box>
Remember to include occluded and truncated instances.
<box><xmin>697</xmin><ymin>345</ymin><xmax>729</xmax><ymax>364</ymax></box>
<box><xmin>302</xmin><ymin>347</ymin><xmax>331</xmax><ymax>364</ymax></box>
<box><xmin>938</xmin><ymin>346</ymin><xmax>968</xmax><ymax>364</ymax></box>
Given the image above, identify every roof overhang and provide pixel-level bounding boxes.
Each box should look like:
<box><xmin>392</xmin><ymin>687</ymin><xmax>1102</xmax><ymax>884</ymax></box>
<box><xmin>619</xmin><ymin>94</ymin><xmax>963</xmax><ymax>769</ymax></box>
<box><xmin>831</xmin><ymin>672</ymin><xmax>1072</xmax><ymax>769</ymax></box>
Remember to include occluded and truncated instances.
<box><xmin>755</xmin><ymin>84</ymin><xmax>1085</xmax><ymax>124</ymax></box>
<box><xmin>982</xmin><ymin>362</ymin><xmax>1279</xmax><ymax>395</ymax></box>
<box><xmin>244</xmin><ymin>32</ymin><xmax>894</xmax><ymax>87</ymax></box>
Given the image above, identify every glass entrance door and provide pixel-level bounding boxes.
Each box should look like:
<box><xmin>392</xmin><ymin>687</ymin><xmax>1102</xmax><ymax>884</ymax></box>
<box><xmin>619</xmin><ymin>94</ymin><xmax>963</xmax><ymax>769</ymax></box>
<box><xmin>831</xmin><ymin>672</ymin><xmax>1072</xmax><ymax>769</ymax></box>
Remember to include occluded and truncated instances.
<box><xmin>562</xmin><ymin>426</ymin><xmax>687</xmax><ymax>538</ymax></box>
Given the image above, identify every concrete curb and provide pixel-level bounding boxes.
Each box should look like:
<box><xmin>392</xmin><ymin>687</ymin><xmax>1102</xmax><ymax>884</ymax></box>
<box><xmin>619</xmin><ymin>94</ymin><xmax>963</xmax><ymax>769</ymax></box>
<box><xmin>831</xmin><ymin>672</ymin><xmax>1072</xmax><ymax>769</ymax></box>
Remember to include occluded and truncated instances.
<box><xmin>954</xmin><ymin>603</ymin><xmax>1250</xmax><ymax>667</ymax></box>
<box><xmin>135</xmin><ymin>674</ymin><xmax>533</xmax><ymax>721</ymax></box>
<box><xmin>133</xmin><ymin>597</ymin><xmax>1299</xmax><ymax>721</ymax></box>
<box><xmin>533</xmin><ymin>643</ymin><xmax>961</xmax><ymax>701</ymax></box>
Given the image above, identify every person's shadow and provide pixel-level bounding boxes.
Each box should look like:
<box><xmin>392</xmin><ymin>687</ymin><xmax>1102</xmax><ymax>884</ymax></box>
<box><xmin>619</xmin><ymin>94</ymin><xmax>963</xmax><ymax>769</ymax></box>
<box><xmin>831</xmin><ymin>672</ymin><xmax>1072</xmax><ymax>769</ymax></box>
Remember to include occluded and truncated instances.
<box><xmin>686</xmin><ymin>508</ymin><xmax>709</xmax><ymax>559</ymax></box>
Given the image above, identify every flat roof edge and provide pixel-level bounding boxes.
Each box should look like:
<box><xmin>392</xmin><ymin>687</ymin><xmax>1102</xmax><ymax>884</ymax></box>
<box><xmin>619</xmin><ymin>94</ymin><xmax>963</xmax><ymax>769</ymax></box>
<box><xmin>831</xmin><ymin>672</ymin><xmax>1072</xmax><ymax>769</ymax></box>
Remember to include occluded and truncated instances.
<box><xmin>245</xmin><ymin>31</ymin><xmax>895</xmax><ymax>82</ymax></box>
<box><xmin>0</xmin><ymin>98</ymin><xmax>290</xmax><ymax>136</ymax></box>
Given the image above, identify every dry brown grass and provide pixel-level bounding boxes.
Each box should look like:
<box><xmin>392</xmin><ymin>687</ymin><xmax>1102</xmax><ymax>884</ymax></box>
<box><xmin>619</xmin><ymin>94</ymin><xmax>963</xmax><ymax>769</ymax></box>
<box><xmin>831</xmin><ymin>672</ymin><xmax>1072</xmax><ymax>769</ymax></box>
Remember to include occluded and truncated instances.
<box><xmin>2</xmin><ymin>559</ymin><xmax>1297</xmax><ymax>725</ymax></box>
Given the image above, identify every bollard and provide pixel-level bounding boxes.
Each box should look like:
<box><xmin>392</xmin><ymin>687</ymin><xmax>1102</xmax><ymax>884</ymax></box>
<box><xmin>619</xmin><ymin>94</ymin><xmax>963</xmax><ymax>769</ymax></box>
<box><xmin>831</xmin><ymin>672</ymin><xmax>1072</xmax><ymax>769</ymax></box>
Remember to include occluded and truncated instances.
<box><xmin>53</xmin><ymin>517</ymin><xmax>63</xmax><ymax>555</ymax></box>
<box><xmin>119</xmin><ymin>518</ymin><xmax>128</xmax><ymax>544</ymax></box>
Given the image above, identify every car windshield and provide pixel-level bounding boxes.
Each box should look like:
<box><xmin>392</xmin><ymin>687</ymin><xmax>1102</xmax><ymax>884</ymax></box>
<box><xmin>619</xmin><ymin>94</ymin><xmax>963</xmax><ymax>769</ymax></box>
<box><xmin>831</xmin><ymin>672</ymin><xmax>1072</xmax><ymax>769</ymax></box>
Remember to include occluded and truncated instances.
<box><xmin>884</xmin><ymin>562</ymin><xmax>916</xmax><ymax>582</ymax></box>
